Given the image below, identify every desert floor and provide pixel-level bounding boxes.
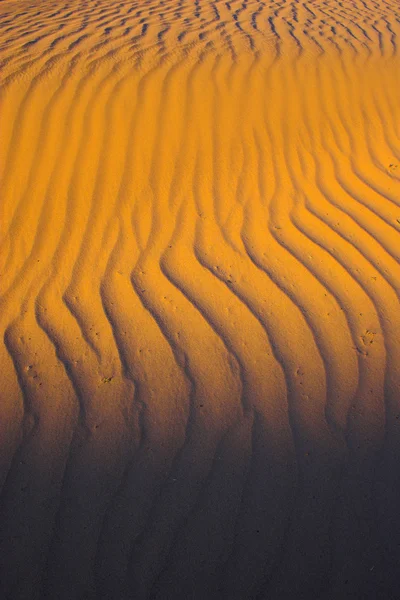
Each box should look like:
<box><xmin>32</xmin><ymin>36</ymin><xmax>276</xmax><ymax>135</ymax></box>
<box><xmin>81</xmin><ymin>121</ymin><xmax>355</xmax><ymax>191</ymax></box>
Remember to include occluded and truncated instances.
<box><xmin>1</xmin><ymin>1</ymin><xmax>400</xmax><ymax>599</ymax></box>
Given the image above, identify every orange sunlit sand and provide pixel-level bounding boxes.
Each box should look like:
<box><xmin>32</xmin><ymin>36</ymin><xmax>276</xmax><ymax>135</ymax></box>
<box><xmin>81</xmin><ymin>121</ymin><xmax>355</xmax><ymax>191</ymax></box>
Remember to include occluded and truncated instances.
<box><xmin>1</xmin><ymin>1</ymin><xmax>400</xmax><ymax>598</ymax></box>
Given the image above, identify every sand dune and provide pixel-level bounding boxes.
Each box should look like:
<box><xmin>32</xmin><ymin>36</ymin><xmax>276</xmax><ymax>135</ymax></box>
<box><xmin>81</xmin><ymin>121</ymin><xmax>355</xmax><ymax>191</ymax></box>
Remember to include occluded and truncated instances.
<box><xmin>1</xmin><ymin>1</ymin><xmax>400</xmax><ymax>599</ymax></box>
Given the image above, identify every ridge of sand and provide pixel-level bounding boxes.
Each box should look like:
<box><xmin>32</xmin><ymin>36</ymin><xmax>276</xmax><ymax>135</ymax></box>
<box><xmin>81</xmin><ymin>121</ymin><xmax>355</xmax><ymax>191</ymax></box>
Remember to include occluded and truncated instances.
<box><xmin>1</xmin><ymin>1</ymin><xmax>400</xmax><ymax>599</ymax></box>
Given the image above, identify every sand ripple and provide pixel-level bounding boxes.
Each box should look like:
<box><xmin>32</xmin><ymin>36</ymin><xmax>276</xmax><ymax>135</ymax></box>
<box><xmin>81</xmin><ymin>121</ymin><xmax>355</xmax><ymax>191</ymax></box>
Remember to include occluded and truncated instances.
<box><xmin>1</xmin><ymin>1</ymin><xmax>400</xmax><ymax>599</ymax></box>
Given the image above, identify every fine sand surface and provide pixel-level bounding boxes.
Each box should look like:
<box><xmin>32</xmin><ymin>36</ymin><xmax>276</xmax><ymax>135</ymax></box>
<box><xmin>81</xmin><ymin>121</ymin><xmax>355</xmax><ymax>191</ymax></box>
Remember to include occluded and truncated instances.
<box><xmin>1</xmin><ymin>1</ymin><xmax>400</xmax><ymax>599</ymax></box>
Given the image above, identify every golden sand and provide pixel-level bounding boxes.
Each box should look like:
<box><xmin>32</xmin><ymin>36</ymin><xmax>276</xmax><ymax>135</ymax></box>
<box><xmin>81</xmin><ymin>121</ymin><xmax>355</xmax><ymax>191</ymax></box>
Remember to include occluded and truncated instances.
<box><xmin>1</xmin><ymin>1</ymin><xmax>400</xmax><ymax>598</ymax></box>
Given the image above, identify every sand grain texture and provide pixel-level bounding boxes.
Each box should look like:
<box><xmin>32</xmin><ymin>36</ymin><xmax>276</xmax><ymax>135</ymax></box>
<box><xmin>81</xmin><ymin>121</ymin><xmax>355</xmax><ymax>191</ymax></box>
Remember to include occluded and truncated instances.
<box><xmin>1</xmin><ymin>1</ymin><xmax>400</xmax><ymax>599</ymax></box>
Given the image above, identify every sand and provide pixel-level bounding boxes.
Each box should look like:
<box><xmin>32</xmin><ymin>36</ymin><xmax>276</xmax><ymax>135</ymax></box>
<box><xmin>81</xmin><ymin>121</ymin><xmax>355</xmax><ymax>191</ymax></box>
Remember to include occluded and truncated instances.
<box><xmin>0</xmin><ymin>0</ymin><xmax>400</xmax><ymax>598</ymax></box>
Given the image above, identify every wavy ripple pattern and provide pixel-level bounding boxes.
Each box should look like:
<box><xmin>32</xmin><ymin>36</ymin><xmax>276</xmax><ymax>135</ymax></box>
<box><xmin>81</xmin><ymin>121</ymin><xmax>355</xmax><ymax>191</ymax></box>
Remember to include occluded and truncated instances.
<box><xmin>1</xmin><ymin>1</ymin><xmax>400</xmax><ymax>599</ymax></box>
